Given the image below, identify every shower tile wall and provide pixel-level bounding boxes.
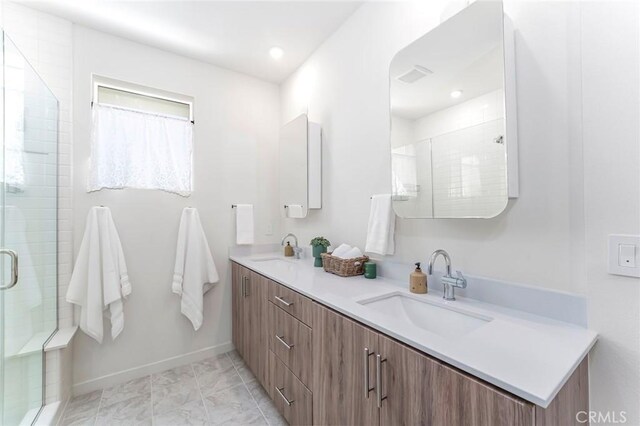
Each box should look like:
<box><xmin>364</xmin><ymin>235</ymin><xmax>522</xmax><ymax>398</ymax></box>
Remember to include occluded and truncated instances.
<box><xmin>2</xmin><ymin>2</ymin><xmax>74</xmax><ymax>404</ymax></box>
<box><xmin>414</xmin><ymin>90</ymin><xmax>507</xmax><ymax>218</ymax></box>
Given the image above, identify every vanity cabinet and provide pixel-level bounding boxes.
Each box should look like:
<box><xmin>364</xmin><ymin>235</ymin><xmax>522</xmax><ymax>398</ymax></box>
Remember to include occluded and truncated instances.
<box><xmin>312</xmin><ymin>301</ymin><xmax>589</xmax><ymax>426</ymax></box>
<box><xmin>312</xmin><ymin>303</ymin><xmax>380</xmax><ymax>425</ymax></box>
<box><xmin>267</xmin><ymin>281</ymin><xmax>315</xmax><ymax>425</ymax></box>
<box><xmin>377</xmin><ymin>334</ymin><xmax>533</xmax><ymax>426</ymax></box>
<box><xmin>312</xmin><ymin>302</ymin><xmax>531</xmax><ymax>426</ymax></box>
<box><xmin>270</xmin><ymin>351</ymin><xmax>313</xmax><ymax>425</ymax></box>
<box><xmin>233</xmin><ymin>262</ymin><xmax>315</xmax><ymax>425</ymax></box>
<box><xmin>231</xmin><ymin>263</ymin><xmax>268</xmax><ymax>388</ymax></box>
<box><xmin>232</xmin><ymin>262</ymin><xmax>588</xmax><ymax>426</ymax></box>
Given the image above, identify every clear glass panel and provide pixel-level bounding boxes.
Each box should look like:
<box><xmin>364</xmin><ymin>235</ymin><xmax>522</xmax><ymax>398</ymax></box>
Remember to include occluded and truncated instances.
<box><xmin>1</xmin><ymin>32</ymin><xmax>58</xmax><ymax>425</ymax></box>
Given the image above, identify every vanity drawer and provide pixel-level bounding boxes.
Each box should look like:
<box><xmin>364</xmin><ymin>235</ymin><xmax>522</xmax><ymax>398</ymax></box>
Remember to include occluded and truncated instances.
<box><xmin>268</xmin><ymin>280</ymin><xmax>313</xmax><ymax>327</ymax></box>
<box><xmin>269</xmin><ymin>351</ymin><xmax>313</xmax><ymax>426</ymax></box>
<box><xmin>269</xmin><ymin>301</ymin><xmax>313</xmax><ymax>387</ymax></box>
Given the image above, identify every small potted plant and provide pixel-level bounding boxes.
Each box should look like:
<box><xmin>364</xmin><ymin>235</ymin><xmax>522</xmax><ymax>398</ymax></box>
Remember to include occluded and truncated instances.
<box><xmin>310</xmin><ymin>236</ymin><xmax>331</xmax><ymax>267</ymax></box>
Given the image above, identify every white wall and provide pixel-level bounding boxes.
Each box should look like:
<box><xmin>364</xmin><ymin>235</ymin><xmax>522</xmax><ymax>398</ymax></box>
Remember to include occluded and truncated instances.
<box><xmin>581</xmin><ymin>1</ymin><xmax>640</xmax><ymax>422</ymax></box>
<box><xmin>281</xmin><ymin>0</ymin><xmax>581</xmax><ymax>291</ymax></box>
<box><xmin>71</xmin><ymin>26</ymin><xmax>280</xmax><ymax>389</ymax></box>
<box><xmin>2</xmin><ymin>1</ymin><xmax>74</xmax><ymax>405</ymax></box>
<box><xmin>280</xmin><ymin>0</ymin><xmax>639</xmax><ymax>422</ymax></box>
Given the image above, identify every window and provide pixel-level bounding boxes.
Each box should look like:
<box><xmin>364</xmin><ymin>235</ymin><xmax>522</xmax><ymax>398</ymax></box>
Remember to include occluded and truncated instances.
<box><xmin>89</xmin><ymin>76</ymin><xmax>194</xmax><ymax>196</ymax></box>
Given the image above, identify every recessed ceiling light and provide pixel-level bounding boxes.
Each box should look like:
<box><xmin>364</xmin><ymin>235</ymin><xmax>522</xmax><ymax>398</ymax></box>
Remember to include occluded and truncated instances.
<box><xmin>450</xmin><ymin>90</ymin><xmax>463</xmax><ymax>99</ymax></box>
<box><xmin>269</xmin><ymin>47</ymin><xmax>284</xmax><ymax>60</ymax></box>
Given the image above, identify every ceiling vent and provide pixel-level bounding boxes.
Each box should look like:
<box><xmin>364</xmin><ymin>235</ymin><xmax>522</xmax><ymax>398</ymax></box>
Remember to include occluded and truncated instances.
<box><xmin>396</xmin><ymin>65</ymin><xmax>433</xmax><ymax>83</ymax></box>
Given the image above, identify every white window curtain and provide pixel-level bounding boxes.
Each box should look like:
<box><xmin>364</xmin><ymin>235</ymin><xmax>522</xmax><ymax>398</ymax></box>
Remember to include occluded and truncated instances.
<box><xmin>88</xmin><ymin>104</ymin><xmax>193</xmax><ymax>196</ymax></box>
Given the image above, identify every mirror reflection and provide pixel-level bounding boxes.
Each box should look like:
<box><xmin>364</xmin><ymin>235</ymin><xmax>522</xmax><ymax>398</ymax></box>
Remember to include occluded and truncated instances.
<box><xmin>390</xmin><ymin>1</ymin><xmax>510</xmax><ymax>218</ymax></box>
<box><xmin>279</xmin><ymin>114</ymin><xmax>309</xmax><ymax>218</ymax></box>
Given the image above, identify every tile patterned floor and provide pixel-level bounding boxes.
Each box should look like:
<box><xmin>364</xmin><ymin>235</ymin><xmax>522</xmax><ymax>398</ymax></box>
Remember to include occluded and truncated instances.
<box><xmin>59</xmin><ymin>350</ymin><xmax>287</xmax><ymax>426</ymax></box>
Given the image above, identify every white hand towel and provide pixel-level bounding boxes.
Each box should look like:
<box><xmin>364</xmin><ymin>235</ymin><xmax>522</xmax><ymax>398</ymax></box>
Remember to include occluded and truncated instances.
<box><xmin>286</xmin><ymin>205</ymin><xmax>304</xmax><ymax>218</ymax></box>
<box><xmin>235</xmin><ymin>204</ymin><xmax>254</xmax><ymax>245</ymax></box>
<box><xmin>66</xmin><ymin>207</ymin><xmax>131</xmax><ymax>344</ymax></box>
<box><xmin>331</xmin><ymin>243</ymin><xmax>352</xmax><ymax>258</ymax></box>
<box><xmin>173</xmin><ymin>208</ymin><xmax>219</xmax><ymax>331</ymax></box>
<box><xmin>365</xmin><ymin>194</ymin><xmax>396</xmax><ymax>256</ymax></box>
<box><xmin>341</xmin><ymin>247</ymin><xmax>363</xmax><ymax>259</ymax></box>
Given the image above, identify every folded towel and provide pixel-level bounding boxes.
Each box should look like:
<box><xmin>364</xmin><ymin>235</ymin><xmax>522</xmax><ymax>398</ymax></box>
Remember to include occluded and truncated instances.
<box><xmin>287</xmin><ymin>204</ymin><xmax>304</xmax><ymax>218</ymax></box>
<box><xmin>341</xmin><ymin>247</ymin><xmax>363</xmax><ymax>259</ymax></box>
<box><xmin>66</xmin><ymin>207</ymin><xmax>131</xmax><ymax>344</ymax></box>
<box><xmin>235</xmin><ymin>204</ymin><xmax>254</xmax><ymax>245</ymax></box>
<box><xmin>331</xmin><ymin>243</ymin><xmax>352</xmax><ymax>258</ymax></box>
<box><xmin>365</xmin><ymin>194</ymin><xmax>396</xmax><ymax>256</ymax></box>
<box><xmin>173</xmin><ymin>208</ymin><xmax>219</xmax><ymax>331</ymax></box>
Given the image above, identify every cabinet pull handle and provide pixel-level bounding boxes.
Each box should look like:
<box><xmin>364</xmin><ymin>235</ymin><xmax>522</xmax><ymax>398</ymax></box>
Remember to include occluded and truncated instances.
<box><xmin>274</xmin><ymin>295</ymin><xmax>293</xmax><ymax>307</ymax></box>
<box><xmin>275</xmin><ymin>386</ymin><xmax>294</xmax><ymax>406</ymax></box>
<box><xmin>376</xmin><ymin>354</ymin><xmax>387</xmax><ymax>408</ymax></box>
<box><xmin>364</xmin><ymin>347</ymin><xmax>375</xmax><ymax>398</ymax></box>
<box><xmin>241</xmin><ymin>277</ymin><xmax>246</xmax><ymax>297</ymax></box>
<box><xmin>276</xmin><ymin>335</ymin><xmax>294</xmax><ymax>350</ymax></box>
<box><xmin>243</xmin><ymin>277</ymin><xmax>250</xmax><ymax>297</ymax></box>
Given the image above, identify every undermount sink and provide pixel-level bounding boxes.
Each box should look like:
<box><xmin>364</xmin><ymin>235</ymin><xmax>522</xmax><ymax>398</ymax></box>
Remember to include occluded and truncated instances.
<box><xmin>249</xmin><ymin>257</ymin><xmax>297</xmax><ymax>271</ymax></box>
<box><xmin>358</xmin><ymin>292</ymin><xmax>491</xmax><ymax>338</ymax></box>
<box><xmin>250</xmin><ymin>257</ymin><xmax>293</xmax><ymax>263</ymax></box>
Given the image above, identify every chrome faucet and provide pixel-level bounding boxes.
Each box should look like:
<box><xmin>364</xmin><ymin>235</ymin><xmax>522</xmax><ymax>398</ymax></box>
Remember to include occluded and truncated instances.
<box><xmin>427</xmin><ymin>249</ymin><xmax>467</xmax><ymax>301</ymax></box>
<box><xmin>281</xmin><ymin>233</ymin><xmax>302</xmax><ymax>259</ymax></box>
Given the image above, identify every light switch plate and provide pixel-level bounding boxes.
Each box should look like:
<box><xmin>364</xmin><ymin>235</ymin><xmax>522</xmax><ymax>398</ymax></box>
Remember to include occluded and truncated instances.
<box><xmin>608</xmin><ymin>235</ymin><xmax>640</xmax><ymax>278</ymax></box>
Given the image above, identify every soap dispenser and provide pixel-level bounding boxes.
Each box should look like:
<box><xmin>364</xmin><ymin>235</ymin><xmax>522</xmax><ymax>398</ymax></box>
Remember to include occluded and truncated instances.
<box><xmin>284</xmin><ymin>241</ymin><xmax>294</xmax><ymax>257</ymax></box>
<box><xmin>410</xmin><ymin>262</ymin><xmax>428</xmax><ymax>294</ymax></box>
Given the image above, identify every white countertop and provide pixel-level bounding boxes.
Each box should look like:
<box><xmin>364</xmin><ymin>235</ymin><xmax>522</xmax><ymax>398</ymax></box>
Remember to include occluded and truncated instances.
<box><xmin>229</xmin><ymin>251</ymin><xmax>597</xmax><ymax>408</ymax></box>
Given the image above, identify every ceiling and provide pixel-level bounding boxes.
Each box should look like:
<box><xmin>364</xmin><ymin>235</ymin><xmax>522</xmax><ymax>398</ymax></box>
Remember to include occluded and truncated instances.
<box><xmin>19</xmin><ymin>0</ymin><xmax>362</xmax><ymax>83</ymax></box>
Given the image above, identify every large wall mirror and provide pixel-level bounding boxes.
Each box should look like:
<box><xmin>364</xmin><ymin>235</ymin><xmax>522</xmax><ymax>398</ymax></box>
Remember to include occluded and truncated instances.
<box><xmin>280</xmin><ymin>114</ymin><xmax>309</xmax><ymax>218</ymax></box>
<box><xmin>389</xmin><ymin>0</ymin><xmax>517</xmax><ymax>219</ymax></box>
<box><xmin>279</xmin><ymin>114</ymin><xmax>322</xmax><ymax>219</ymax></box>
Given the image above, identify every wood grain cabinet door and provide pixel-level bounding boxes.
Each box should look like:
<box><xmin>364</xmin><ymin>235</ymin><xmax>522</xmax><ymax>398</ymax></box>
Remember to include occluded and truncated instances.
<box><xmin>243</xmin><ymin>270</ymin><xmax>269</xmax><ymax>388</ymax></box>
<box><xmin>231</xmin><ymin>262</ymin><xmax>245</xmax><ymax>357</ymax></box>
<box><xmin>270</xmin><ymin>351</ymin><xmax>313</xmax><ymax>426</ymax></box>
<box><xmin>377</xmin><ymin>334</ymin><xmax>534</xmax><ymax>426</ymax></box>
<box><xmin>269</xmin><ymin>302</ymin><xmax>313</xmax><ymax>387</ymax></box>
<box><xmin>312</xmin><ymin>303</ymin><xmax>380</xmax><ymax>426</ymax></box>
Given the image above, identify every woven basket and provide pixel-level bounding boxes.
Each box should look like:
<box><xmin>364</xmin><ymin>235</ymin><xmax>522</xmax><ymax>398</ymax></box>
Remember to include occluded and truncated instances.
<box><xmin>321</xmin><ymin>252</ymin><xmax>369</xmax><ymax>277</ymax></box>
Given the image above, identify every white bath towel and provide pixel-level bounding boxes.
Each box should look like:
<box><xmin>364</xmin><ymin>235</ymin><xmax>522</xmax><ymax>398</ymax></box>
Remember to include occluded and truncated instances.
<box><xmin>286</xmin><ymin>204</ymin><xmax>304</xmax><ymax>218</ymax></box>
<box><xmin>66</xmin><ymin>207</ymin><xmax>131</xmax><ymax>344</ymax></box>
<box><xmin>173</xmin><ymin>208</ymin><xmax>219</xmax><ymax>330</ymax></box>
<box><xmin>235</xmin><ymin>204</ymin><xmax>254</xmax><ymax>245</ymax></box>
<box><xmin>365</xmin><ymin>194</ymin><xmax>396</xmax><ymax>256</ymax></box>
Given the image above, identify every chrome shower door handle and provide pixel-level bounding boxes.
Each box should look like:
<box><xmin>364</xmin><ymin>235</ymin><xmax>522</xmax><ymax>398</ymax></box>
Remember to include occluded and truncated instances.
<box><xmin>0</xmin><ymin>249</ymin><xmax>18</xmax><ymax>290</ymax></box>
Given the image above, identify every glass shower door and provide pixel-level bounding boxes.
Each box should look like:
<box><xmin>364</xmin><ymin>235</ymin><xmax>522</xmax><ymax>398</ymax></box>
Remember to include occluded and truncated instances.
<box><xmin>0</xmin><ymin>32</ymin><xmax>59</xmax><ymax>425</ymax></box>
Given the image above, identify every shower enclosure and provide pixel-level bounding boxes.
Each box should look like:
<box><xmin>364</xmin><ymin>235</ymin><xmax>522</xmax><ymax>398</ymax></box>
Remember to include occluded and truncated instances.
<box><xmin>0</xmin><ymin>32</ymin><xmax>59</xmax><ymax>424</ymax></box>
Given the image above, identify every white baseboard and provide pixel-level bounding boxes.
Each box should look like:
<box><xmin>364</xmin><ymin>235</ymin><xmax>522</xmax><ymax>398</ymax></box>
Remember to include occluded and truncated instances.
<box><xmin>72</xmin><ymin>341</ymin><xmax>234</xmax><ymax>396</ymax></box>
